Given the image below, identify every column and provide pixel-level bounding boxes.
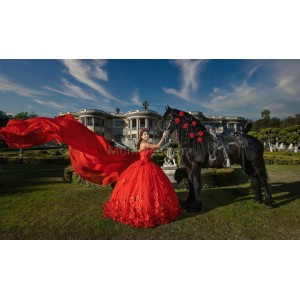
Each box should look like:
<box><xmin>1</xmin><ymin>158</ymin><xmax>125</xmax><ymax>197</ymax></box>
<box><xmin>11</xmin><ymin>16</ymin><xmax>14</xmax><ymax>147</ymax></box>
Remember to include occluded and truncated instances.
<box><xmin>136</xmin><ymin>118</ymin><xmax>140</xmax><ymax>137</ymax></box>
<box><xmin>145</xmin><ymin>118</ymin><xmax>149</xmax><ymax>129</ymax></box>
<box><xmin>91</xmin><ymin>117</ymin><xmax>94</xmax><ymax>132</ymax></box>
<box><xmin>129</xmin><ymin>119</ymin><xmax>132</xmax><ymax>138</ymax></box>
<box><xmin>234</xmin><ymin>123</ymin><xmax>238</xmax><ymax>132</ymax></box>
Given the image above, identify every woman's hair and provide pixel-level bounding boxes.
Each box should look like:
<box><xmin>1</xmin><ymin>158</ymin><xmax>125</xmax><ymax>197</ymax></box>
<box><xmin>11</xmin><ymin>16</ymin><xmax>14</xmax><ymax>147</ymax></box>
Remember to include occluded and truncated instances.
<box><xmin>137</xmin><ymin>128</ymin><xmax>149</xmax><ymax>150</ymax></box>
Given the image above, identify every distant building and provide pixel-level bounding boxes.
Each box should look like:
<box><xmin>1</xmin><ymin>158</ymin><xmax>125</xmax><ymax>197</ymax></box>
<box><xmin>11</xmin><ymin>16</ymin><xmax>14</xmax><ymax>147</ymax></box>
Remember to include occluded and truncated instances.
<box><xmin>57</xmin><ymin>106</ymin><xmax>246</xmax><ymax>149</ymax></box>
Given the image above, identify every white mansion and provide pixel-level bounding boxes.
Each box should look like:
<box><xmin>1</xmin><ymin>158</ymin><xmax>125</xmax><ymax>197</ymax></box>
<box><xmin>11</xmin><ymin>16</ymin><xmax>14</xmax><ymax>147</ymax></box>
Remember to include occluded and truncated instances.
<box><xmin>57</xmin><ymin>106</ymin><xmax>246</xmax><ymax>149</ymax></box>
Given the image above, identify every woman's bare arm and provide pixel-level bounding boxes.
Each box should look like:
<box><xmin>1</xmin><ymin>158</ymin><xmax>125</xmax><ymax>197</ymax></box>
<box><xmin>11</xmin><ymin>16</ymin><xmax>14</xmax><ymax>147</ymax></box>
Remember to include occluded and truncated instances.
<box><xmin>139</xmin><ymin>130</ymin><xmax>169</xmax><ymax>150</ymax></box>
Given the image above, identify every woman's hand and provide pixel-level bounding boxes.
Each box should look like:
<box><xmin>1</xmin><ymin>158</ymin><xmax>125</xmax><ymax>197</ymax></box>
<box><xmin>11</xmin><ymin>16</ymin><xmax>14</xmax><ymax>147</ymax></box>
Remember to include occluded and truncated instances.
<box><xmin>162</xmin><ymin>130</ymin><xmax>170</xmax><ymax>139</ymax></box>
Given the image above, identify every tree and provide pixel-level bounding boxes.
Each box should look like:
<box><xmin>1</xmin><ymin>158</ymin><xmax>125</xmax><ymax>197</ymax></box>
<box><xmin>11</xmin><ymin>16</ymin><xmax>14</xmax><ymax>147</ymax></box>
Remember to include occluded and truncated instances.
<box><xmin>280</xmin><ymin>114</ymin><xmax>300</xmax><ymax>128</ymax></box>
<box><xmin>252</xmin><ymin>110</ymin><xmax>281</xmax><ymax>132</ymax></box>
<box><xmin>13</xmin><ymin>111</ymin><xmax>38</xmax><ymax>120</ymax></box>
<box><xmin>248</xmin><ymin>131</ymin><xmax>258</xmax><ymax>138</ymax></box>
<box><xmin>279</xmin><ymin>125</ymin><xmax>300</xmax><ymax>147</ymax></box>
<box><xmin>258</xmin><ymin>127</ymin><xmax>281</xmax><ymax>151</ymax></box>
<box><xmin>0</xmin><ymin>110</ymin><xmax>12</xmax><ymax>127</ymax></box>
<box><xmin>261</xmin><ymin>109</ymin><xmax>270</xmax><ymax>120</ymax></box>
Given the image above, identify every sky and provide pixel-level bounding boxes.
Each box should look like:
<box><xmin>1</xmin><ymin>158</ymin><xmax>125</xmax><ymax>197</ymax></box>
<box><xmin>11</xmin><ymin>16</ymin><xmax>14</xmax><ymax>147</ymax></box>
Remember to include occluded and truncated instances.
<box><xmin>0</xmin><ymin>59</ymin><xmax>300</xmax><ymax>120</ymax></box>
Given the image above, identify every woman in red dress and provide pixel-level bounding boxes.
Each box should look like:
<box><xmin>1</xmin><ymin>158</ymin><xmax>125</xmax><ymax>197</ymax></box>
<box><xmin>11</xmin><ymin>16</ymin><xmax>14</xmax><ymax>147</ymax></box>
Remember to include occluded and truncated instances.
<box><xmin>103</xmin><ymin>128</ymin><xmax>181</xmax><ymax>228</ymax></box>
<box><xmin>0</xmin><ymin>115</ymin><xmax>181</xmax><ymax>228</ymax></box>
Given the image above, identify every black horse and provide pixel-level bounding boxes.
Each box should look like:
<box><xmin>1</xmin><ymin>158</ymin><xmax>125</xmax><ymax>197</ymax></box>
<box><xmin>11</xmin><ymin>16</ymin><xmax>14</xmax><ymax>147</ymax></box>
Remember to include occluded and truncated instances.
<box><xmin>162</xmin><ymin>106</ymin><xmax>274</xmax><ymax>212</ymax></box>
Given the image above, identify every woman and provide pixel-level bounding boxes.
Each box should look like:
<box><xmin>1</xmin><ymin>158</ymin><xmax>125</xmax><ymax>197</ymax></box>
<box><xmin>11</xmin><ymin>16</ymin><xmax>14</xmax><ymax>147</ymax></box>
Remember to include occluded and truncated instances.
<box><xmin>104</xmin><ymin>128</ymin><xmax>181</xmax><ymax>228</ymax></box>
<box><xmin>0</xmin><ymin>115</ymin><xmax>181</xmax><ymax>228</ymax></box>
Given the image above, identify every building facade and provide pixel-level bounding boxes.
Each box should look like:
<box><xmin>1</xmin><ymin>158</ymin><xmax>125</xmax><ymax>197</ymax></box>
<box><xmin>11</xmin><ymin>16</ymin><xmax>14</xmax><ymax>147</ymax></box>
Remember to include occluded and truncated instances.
<box><xmin>57</xmin><ymin>107</ymin><xmax>246</xmax><ymax>149</ymax></box>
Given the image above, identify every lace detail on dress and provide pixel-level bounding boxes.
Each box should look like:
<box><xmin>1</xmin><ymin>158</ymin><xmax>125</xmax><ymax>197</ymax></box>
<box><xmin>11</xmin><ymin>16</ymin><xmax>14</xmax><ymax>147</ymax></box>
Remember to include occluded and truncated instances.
<box><xmin>103</xmin><ymin>149</ymin><xmax>181</xmax><ymax>228</ymax></box>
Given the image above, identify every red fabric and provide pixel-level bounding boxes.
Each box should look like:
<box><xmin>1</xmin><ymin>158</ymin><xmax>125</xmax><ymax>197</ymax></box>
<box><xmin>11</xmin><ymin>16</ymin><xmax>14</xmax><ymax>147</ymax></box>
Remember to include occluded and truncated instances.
<box><xmin>103</xmin><ymin>148</ymin><xmax>181</xmax><ymax>228</ymax></box>
<box><xmin>0</xmin><ymin>114</ymin><xmax>139</xmax><ymax>185</ymax></box>
<box><xmin>0</xmin><ymin>115</ymin><xmax>181</xmax><ymax>228</ymax></box>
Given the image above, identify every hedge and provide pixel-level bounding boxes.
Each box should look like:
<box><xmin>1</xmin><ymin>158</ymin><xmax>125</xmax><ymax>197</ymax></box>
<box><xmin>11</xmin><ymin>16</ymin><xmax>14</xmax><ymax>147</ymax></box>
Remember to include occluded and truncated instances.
<box><xmin>0</xmin><ymin>157</ymin><xmax>70</xmax><ymax>165</ymax></box>
<box><xmin>174</xmin><ymin>167</ymin><xmax>249</xmax><ymax>189</ymax></box>
<box><xmin>64</xmin><ymin>165</ymin><xmax>114</xmax><ymax>189</ymax></box>
<box><xmin>264</xmin><ymin>157</ymin><xmax>300</xmax><ymax>165</ymax></box>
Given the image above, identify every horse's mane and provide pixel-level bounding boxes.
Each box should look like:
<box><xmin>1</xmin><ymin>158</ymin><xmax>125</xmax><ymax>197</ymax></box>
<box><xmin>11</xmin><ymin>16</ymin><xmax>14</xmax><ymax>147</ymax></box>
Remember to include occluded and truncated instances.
<box><xmin>165</xmin><ymin>108</ymin><xmax>218</xmax><ymax>164</ymax></box>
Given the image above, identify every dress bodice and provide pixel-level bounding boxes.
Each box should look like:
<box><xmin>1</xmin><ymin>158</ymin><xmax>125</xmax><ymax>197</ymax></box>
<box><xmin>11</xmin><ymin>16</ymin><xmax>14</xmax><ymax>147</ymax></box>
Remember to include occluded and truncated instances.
<box><xmin>139</xmin><ymin>148</ymin><xmax>155</xmax><ymax>162</ymax></box>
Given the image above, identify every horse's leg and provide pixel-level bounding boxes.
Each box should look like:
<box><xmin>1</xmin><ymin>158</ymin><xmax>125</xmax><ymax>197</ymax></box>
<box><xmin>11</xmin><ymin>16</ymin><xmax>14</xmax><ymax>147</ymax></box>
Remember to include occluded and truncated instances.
<box><xmin>184</xmin><ymin>176</ymin><xmax>194</xmax><ymax>207</ymax></box>
<box><xmin>252</xmin><ymin>160</ymin><xmax>274</xmax><ymax>208</ymax></box>
<box><xmin>251</xmin><ymin>176</ymin><xmax>263</xmax><ymax>204</ymax></box>
<box><xmin>260</xmin><ymin>177</ymin><xmax>274</xmax><ymax>208</ymax></box>
<box><xmin>242</xmin><ymin>161</ymin><xmax>263</xmax><ymax>203</ymax></box>
<box><xmin>187</xmin><ymin>163</ymin><xmax>202</xmax><ymax>212</ymax></box>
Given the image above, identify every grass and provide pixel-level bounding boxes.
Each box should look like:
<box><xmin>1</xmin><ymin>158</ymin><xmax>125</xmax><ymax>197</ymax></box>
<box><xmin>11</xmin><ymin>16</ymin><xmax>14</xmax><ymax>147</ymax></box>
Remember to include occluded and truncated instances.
<box><xmin>0</xmin><ymin>164</ymin><xmax>299</xmax><ymax>240</ymax></box>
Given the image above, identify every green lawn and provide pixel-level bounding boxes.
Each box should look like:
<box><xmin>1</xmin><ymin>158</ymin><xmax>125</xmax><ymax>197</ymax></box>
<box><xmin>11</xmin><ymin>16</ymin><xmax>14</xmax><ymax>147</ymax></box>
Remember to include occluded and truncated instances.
<box><xmin>0</xmin><ymin>164</ymin><xmax>299</xmax><ymax>239</ymax></box>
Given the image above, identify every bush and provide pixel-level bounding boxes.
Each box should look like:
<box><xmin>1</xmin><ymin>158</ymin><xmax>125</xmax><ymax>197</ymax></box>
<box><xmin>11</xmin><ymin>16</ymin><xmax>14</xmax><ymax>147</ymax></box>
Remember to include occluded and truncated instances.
<box><xmin>72</xmin><ymin>172</ymin><xmax>84</xmax><ymax>184</ymax></box>
<box><xmin>0</xmin><ymin>157</ymin><xmax>70</xmax><ymax>165</ymax></box>
<box><xmin>69</xmin><ymin>170</ymin><xmax>113</xmax><ymax>190</ymax></box>
<box><xmin>37</xmin><ymin>150</ymin><xmax>48</xmax><ymax>155</ymax></box>
<box><xmin>264</xmin><ymin>157</ymin><xmax>300</xmax><ymax>165</ymax></box>
<box><xmin>152</xmin><ymin>155</ymin><xmax>165</xmax><ymax>166</ymax></box>
<box><xmin>174</xmin><ymin>167</ymin><xmax>248</xmax><ymax>189</ymax></box>
<box><xmin>49</xmin><ymin>150</ymin><xmax>63</xmax><ymax>157</ymax></box>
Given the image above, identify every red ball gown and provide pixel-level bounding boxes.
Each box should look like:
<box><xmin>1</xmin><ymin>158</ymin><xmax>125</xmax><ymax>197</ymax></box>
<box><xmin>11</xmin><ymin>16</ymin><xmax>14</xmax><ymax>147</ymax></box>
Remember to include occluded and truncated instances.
<box><xmin>0</xmin><ymin>115</ymin><xmax>180</xmax><ymax>228</ymax></box>
<box><xmin>104</xmin><ymin>148</ymin><xmax>181</xmax><ymax>228</ymax></box>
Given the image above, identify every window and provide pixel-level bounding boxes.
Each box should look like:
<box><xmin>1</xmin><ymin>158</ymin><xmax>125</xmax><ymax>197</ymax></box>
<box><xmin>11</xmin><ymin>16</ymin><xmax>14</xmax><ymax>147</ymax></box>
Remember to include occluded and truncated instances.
<box><xmin>149</xmin><ymin>119</ymin><xmax>153</xmax><ymax>128</ymax></box>
<box><xmin>132</xmin><ymin>119</ymin><xmax>136</xmax><ymax>128</ymax></box>
<box><xmin>102</xmin><ymin>120</ymin><xmax>105</xmax><ymax>127</ymax></box>
<box><xmin>140</xmin><ymin>118</ymin><xmax>145</xmax><ymax>127</ymax></box>
<box><xmin>86</xmin><ymin>117</ymin><xmax>93</xmax><ymax>126</ymax></box>
<box><xmin>115</xmin><ymin>120</ymin><xmax>125</xmax><ymax>126</ymax></box>
<box><xmin>94</xmin><ymin>118</ymin><xmax>101</xmax><ymax>126</ymax></box>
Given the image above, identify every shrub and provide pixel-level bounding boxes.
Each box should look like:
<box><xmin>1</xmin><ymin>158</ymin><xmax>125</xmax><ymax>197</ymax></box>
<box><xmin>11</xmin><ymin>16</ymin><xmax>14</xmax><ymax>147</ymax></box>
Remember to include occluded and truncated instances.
<box><xmin>174</xmin><ymin>167</ymin><xmax>248</xmax><ymax>189</ymax></box>
<box><xmin>0</xmin><ymin>157</ymin><xmax>70</xmax><ymax>165</ymax></box>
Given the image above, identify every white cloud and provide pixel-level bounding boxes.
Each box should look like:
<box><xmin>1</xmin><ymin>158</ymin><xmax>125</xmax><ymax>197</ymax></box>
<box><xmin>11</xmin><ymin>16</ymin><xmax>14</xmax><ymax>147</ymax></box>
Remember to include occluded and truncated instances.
<box><xmin>202</xmin><ymin>65</ymin><xmax>300</xmax><ymax>119</ymax></box>
<box><xmin>0</xmin><ymin>75</ymin><xmax>44</xmax><ymax>97</ymax></box>
<box><xmin>247</xmin><ymin>63</ymin><xmax>262</xmax><ymax>79</ymax></box>
<box><xmin>274</xmin><ymin>60</ymin><xmax>300</xmax><ymax>97</ymax></box>
<box><xmin>32</xmin><ymin>99</ymin><xmax>66</xmax><ymax>109</ymax></box>
<box><xmin>163</xmin><ymin>59</ymin><xmax>206</xmax><ymax>103</ymax></box>
<box><xmin>131</xmin><ymin>89</ymin><xmax>143</xmax><ymax>106</ymax></box>
<box><xmin>60</xmin><ymin>60</ymin><xmax>126</xmax><ymax>104</ymax></box>
<box><xmin>204</xmin><ymin>81</ymin><xmax>263</xmax><ymax>112</ymax></box>
<box><xmin>44</xmin><ymin>78</ymin><xmax>96</xmax><ymax>101</ymax></box>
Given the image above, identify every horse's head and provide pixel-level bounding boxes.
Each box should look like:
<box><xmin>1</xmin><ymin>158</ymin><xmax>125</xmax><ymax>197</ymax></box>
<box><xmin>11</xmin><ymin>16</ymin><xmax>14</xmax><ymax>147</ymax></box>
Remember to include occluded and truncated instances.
<box><xmin>162</xmin><ymin>105</ymin><xmax>177</xmax><ymax>136</ymax></box>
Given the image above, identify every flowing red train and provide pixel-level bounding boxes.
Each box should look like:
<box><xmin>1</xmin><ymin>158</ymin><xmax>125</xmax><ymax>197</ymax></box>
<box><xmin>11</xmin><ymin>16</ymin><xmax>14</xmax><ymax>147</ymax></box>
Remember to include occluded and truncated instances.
<box><xmin>0</xmin><ymin>115</ymin><xmax>180</xmax><ymax>228</ymax></box>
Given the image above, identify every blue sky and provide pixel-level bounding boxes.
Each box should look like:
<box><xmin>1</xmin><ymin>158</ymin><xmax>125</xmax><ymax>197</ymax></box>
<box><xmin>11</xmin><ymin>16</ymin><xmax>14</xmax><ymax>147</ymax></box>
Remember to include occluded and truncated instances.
<box><xmin>0</xmin><ymin>59</ymin><xmax>299</xmax><ymax>120</ymax></box>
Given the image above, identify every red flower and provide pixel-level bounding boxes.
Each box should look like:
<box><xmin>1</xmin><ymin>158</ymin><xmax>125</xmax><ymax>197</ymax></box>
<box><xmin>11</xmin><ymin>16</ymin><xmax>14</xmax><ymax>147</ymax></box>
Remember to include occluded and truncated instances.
<box><xmin>197</xmin><ymin>137</ymin><xmax>203</xmax><ymax>143</ymax></box>
<box><xmin>198</xmin><ymin>131</ymin><xmax>204</xmax><ymax>136</ymax></box>
<box><xmin>189</xmin><ymin>132</ymin><xmax>195</xmax><ymax>139</ymax></box>
<box><xmin>192</xmin><ymin>121</ymin><xmax>197</xmax><ymax>126</ymax></box>
<box><xmin>183</xmin><ymin>123</ymin><xmax>189</xmax><ymax>129</ymax></box>
<box><xmin>179</xmin><ymin>111</ymin><xmax>184</xmax><ymax>117</ymax></box>
<box><xmin>175</xmin><ymin>118</ymin><xmax>180</xmax><ymax>124</ymax></box>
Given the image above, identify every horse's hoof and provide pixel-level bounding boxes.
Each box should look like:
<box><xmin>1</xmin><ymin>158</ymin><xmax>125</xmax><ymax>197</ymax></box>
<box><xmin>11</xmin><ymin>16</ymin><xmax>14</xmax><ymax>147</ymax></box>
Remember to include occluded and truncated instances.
<box><xmin>265</xmin><ymin>203</ymin><xmax>274</xmax><ymax>209</ymax></box>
